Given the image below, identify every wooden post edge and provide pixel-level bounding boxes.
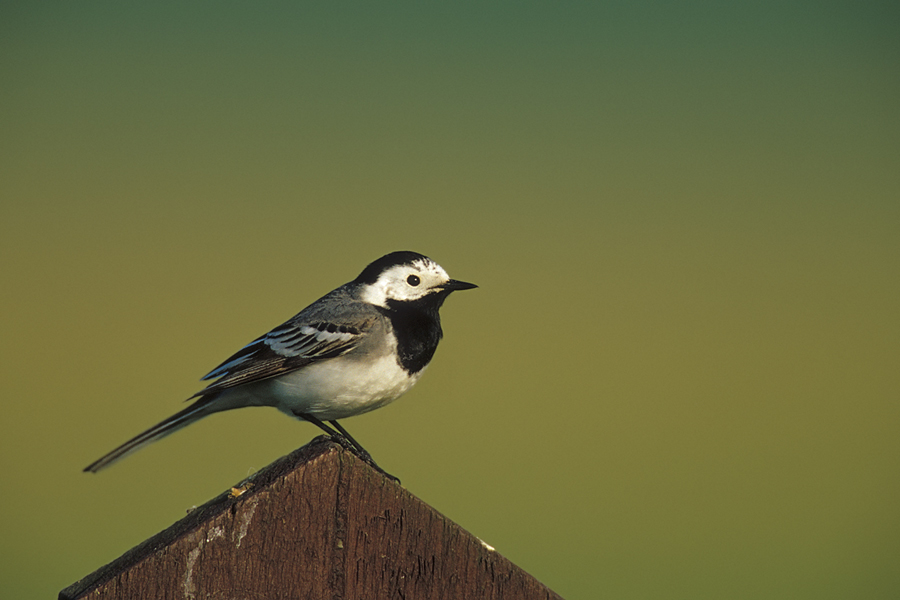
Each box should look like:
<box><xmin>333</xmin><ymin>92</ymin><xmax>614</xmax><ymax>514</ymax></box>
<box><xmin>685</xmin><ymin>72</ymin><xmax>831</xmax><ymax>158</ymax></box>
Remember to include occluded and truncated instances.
<box><xmin>60</xmin><ymin>436</ymin><xmax>563</xmax><ymax>599</ymax></box>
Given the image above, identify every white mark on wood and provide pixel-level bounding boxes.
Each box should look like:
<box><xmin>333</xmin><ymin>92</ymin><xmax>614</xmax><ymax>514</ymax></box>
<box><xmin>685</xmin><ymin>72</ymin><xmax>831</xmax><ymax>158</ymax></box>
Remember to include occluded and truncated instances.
<box><xmin>477</xmin><ymin>537</ymin><xmax>495</xmax><ymax>552</ymax></box>
<box><xmin>183</xmin><ymin>545</ymin><xmax>202</xmax><ymax>599</ymax></box>
<box><xmin>234</xmin><ymin>496</ymin><xmax>260</xmax><ymax>548</ymax></box>
<box><xmin>206</xmin><ymin>525</ymin><xmax>225</xmax><ymax>542</ymax></box>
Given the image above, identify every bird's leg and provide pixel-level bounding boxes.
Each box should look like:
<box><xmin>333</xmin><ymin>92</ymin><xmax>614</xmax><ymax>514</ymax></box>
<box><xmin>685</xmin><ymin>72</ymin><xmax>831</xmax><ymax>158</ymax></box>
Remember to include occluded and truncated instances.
<box><xmin>294</xmin><ymin>412</ymin><xmax>357</xmax><ymax>454</ymax></box>
<box><xmin>294</xmin><ymin>411</ymin><xmax>343</xmax><ymax>439</ymax></box>
<box><xmin>293</xmin><ymin>412</ymin><xmax>399</xmax><ymax>483</ymax></box>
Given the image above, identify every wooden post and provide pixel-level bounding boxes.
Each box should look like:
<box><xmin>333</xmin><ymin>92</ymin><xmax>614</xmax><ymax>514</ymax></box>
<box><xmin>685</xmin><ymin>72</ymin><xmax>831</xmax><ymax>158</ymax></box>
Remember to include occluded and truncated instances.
<box><xmin>61</xmin><ymin>437</ymin><xmax>562</xmax><ymax>599</ymax></box>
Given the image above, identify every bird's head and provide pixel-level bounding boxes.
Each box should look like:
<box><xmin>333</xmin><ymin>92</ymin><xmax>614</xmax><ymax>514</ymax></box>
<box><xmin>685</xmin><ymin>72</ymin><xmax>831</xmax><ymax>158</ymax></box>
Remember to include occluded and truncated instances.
<box><xmin>355</xmin><ymin>251</ymin><xmax>477</xmax><ymax>308</ymax></box>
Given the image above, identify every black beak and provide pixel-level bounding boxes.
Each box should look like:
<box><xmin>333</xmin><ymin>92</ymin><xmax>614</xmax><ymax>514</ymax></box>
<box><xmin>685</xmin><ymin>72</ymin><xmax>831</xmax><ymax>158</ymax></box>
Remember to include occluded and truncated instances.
<box><xmin>441</xmin><ymin>279</ymin><xmax>478</xmax><ymax>292</ymax></box>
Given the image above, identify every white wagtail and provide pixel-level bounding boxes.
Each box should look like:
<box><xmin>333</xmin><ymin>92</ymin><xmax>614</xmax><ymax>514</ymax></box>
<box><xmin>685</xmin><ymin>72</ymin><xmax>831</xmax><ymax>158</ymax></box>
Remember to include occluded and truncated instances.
<box><xmin>84</xmin><ymin>251</ymin><xmax>476</xmax><ymax>480</ymax></box>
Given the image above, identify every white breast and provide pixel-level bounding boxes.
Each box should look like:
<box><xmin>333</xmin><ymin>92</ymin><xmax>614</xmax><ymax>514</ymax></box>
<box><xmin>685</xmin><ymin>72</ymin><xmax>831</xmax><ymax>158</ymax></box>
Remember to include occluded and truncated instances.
<box><xmin>265</xmin><ymin>354</ymin><xmax>425</xmax><ymax>421</ymax></box>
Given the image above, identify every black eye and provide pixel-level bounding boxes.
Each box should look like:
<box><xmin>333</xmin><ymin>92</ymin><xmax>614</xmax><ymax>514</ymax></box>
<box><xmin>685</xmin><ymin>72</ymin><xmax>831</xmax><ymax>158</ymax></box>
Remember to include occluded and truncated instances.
<box><xmin>407</xmin><ymin>274</ymin><xmax>421</xmax><ymax>286</ymax></box>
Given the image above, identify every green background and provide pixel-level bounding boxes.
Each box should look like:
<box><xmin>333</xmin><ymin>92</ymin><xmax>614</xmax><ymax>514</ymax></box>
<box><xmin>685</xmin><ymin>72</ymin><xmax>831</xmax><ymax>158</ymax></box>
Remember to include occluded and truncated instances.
<box><xmin>2</xmin><ymin>2</ymin><xmax>898</xmax><ymax>598</ymax></box>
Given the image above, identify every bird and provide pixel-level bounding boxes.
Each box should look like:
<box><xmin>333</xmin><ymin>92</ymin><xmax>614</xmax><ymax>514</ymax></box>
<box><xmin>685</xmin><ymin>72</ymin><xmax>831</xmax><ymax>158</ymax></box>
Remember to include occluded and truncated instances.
<box><xmin>83</xmin><ymin>251</ymin><xmax>476</xmax><ymax>480</ymax></box>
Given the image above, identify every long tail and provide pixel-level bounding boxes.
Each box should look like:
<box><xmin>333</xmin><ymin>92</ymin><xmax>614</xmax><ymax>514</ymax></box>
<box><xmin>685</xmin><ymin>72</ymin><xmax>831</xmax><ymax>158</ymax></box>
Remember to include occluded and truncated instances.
<box><xmin>83</xmin><ymin>396</ymin><xmax>220</xmax><ymax>473</ymax></box>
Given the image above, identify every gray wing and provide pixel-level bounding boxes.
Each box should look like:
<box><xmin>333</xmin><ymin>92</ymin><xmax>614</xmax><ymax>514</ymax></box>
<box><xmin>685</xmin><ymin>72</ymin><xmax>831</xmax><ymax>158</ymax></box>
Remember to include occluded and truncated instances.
<box><xmin>192</xmin><ymin>312</ymin><xmax>371</xmax><ymax>397</ymax></box>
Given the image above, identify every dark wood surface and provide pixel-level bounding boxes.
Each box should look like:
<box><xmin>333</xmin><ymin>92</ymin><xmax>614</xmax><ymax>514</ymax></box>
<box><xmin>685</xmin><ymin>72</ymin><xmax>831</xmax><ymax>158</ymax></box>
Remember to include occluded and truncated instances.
<box><xmin>61</xmin><ymin>437</ymin><xmax>562</xmax><ymax>599</ymax></box>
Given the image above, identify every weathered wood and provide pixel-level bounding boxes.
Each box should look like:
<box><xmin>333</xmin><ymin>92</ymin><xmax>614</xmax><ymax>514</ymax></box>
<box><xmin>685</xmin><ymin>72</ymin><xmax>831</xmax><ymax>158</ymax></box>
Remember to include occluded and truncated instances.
<box><xmin>61</xmin><ymin>437</ymin><xmax>562</xmax><ymax>599</ymax></box>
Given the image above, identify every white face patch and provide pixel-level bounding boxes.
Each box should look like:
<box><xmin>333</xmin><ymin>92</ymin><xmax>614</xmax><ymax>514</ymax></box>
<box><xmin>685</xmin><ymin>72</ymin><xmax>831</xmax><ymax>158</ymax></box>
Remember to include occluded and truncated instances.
<box><xmin>359</xmin><ymin>258</ymin><xmax>451</xmax><ymax>307</ymax></box>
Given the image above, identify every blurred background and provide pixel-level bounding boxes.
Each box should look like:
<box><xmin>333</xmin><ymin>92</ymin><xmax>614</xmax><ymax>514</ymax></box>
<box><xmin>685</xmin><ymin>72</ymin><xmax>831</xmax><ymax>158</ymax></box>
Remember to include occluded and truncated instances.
<box><xmin>2</xmin><ymin>2</ymin><xmax>898</xmax><ymax>598</ymax></box>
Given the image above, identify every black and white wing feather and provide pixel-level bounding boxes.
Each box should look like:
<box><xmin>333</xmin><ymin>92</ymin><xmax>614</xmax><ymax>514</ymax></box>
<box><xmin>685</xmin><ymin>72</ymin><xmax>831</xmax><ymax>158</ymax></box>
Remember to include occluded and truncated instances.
<box><xmin>193</xmin><ymin>320</ymin><xmax>365</xmax><ymax>397</ymax></box>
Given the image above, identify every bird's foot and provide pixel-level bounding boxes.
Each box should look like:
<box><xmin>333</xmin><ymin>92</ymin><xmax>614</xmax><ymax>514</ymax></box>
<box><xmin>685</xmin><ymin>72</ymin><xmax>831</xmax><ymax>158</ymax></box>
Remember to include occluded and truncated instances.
<box><xmin>328</xmin><ymin>434</ymin><xmax>400</xmax><ymax>484</ymax></box>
